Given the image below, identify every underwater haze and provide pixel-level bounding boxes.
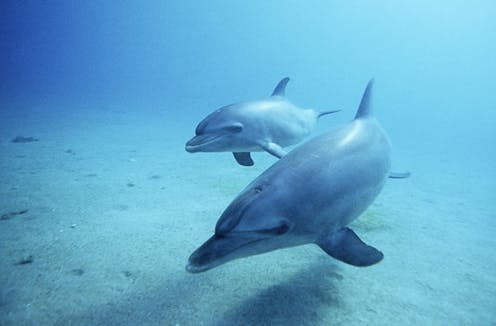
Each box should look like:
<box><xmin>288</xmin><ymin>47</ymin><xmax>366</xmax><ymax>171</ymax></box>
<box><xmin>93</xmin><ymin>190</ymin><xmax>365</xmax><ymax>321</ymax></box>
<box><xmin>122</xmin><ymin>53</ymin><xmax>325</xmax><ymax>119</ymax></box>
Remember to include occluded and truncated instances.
<box><xmin>1</xmin><ymin>1</ymin><xmax>495</xmax><ymax>325</ymax></box>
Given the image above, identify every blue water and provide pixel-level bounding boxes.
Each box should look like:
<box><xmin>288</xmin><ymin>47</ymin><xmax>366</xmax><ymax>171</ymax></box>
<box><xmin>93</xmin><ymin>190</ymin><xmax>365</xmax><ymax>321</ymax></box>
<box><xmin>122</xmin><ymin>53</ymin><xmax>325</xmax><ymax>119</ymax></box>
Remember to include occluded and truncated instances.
<box><xmin>1</xmin><ymin>1</ymin><xmax>495</xmax><ymax>325</ymax></box>
<box><xmin>2</xmin><ymin>1</ymin><xmax>494</xmax><ymax>157</ymax></box>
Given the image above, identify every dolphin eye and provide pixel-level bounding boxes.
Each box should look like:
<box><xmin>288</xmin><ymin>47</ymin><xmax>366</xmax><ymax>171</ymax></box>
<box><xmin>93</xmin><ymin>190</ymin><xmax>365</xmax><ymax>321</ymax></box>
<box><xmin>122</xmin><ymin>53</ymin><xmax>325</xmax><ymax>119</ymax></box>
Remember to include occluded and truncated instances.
<box><xmin>195</xmin><ymin>123</ymin><xmax>206</xmax><ymax>135</ymax></box>
<box><xmin>259</xmin><ymin>221</ymin><xmax>290</xmax><ymax>235</ymax></box>
<box><xmin>254</xmin><ymin>186</ymin><xmax>263</xmax><ymax>193</ymax></box>
<box><xmin>223</xmin><ymin>123</ymin><xmax>243</xmax><ymax>133</ymax></box>
<box><xmin>273</xmin><ymin>223</ymin><xmax>289</xmax><ymax>235</ymax></box>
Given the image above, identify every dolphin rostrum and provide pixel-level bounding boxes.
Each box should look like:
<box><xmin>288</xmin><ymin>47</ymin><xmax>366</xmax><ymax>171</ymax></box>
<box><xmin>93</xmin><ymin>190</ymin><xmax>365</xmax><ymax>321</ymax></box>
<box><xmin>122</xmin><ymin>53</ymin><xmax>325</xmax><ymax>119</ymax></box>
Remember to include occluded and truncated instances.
<box><xmin>187</xmin><ymin>79</ymin><xmax>391</xmax><ymax>273</ymax></box>
<box><xmin>185</xmin><ymin>77</ymin><xmax>339</xmax><ymax>166</ymax></box>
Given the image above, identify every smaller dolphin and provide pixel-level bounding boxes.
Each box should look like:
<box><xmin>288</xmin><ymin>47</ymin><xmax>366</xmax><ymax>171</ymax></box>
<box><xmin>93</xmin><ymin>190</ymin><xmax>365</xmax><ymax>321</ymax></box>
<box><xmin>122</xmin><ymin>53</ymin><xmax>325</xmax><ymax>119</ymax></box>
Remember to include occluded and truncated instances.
<box><xmin>187</xmin><ymin>79</ymin><xmax>390</xmax><ymax>273</ymax></box>
<box><xmin>185</xmin><ymin>77</ymin><xmax>339</xmax><ymax>166</ymax></box>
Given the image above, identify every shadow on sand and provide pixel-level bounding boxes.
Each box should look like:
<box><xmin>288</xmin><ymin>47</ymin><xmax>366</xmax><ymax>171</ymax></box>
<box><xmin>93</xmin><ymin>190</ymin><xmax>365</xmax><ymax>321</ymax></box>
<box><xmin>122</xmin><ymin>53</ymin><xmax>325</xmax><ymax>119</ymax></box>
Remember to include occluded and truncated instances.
<box><xmin>218</xmin><ymin>260</ymin><xmax>342</xmax><ymax>325</ymax></box>
<box><xmin>56</xmin><ymin>258</ymin><xmax>342</xmax><ymax>325</ymax></box>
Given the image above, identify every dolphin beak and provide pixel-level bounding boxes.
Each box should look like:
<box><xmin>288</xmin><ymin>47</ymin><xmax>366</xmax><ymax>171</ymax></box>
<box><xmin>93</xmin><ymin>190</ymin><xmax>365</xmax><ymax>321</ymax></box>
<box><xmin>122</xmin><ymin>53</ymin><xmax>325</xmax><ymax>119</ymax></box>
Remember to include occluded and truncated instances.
<box><xmin>187</xmin><ymin>218</ymin><xmax>293</xmax><ymax>273</ymax></box>
<box><xmin>186</xmin><ymin>233</ymin><xmax>264</xmax><ymax>273</ymax></box>
<box><xmin>185</xmin><ymin>133</ymin><xmax>224</xmax><ymax>153</ymax></box>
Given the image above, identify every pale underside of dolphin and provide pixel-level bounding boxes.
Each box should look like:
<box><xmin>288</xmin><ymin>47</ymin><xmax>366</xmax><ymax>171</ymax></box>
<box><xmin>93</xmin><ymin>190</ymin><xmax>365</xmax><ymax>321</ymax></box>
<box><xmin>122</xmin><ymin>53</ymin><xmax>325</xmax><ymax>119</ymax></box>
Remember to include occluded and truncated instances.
<box><xmin>187</xmin><ymin>79</ymin><xmax>397</xmax><ymax>273</ymax></box>
<box><xmin>185</xmin><ymin>77</ymin><xmax>340</xmax><ymax>166</ymax></box>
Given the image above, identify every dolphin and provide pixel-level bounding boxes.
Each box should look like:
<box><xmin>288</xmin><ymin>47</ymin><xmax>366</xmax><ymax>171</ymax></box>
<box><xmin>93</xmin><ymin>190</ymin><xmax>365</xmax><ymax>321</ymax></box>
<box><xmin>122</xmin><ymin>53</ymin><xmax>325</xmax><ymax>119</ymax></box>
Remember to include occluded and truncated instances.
<box><xmin>185</xmin><ymin>77</ymin><xmax>339</xmax><ymax>166</ymax></box>
<box><xmin>187</xmin><ymin>79</ymin><xmax>391</xmax><ymax>273</ymax></box>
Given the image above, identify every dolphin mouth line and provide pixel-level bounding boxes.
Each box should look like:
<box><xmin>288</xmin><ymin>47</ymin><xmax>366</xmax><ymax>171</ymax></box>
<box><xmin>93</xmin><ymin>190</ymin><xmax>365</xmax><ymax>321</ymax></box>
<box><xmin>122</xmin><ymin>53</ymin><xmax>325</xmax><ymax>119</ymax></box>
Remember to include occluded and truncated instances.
<box><xmin>187</xmin><ymin>222</ymin><xmax>293</xmax><ymax>273</ymax></box>
<box><xmin>186</xmin><ymin>234</ymin><xmax>269</xmax><ymax>273</ymax></box>
<box><xmin>185</xmin><ymin>133</ymin><xmax>225</xmax><ymax>152</ymax></box>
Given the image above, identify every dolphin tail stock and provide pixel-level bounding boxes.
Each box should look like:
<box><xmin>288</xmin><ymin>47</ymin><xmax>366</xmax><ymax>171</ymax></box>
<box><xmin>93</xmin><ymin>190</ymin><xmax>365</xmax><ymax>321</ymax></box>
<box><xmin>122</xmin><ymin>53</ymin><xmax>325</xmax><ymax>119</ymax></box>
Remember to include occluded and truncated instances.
<box><xmin>317</xmin><ymin>109</ymin><xmax>341</xmax><ymax>118</ymax></box>
<box><xmin>316</xmin><ymin>227</ymin><xmax>383</xmax><ymax>267</ymax></box>
<box><xmin>354</xmin><ymin>78</ymin><xmax>375</xmax><ymax>119</ymax></box>
<box><xmin>271</xmin><ymin>77</ymin><xmax>290</xmax><ymax>96</ymax></box>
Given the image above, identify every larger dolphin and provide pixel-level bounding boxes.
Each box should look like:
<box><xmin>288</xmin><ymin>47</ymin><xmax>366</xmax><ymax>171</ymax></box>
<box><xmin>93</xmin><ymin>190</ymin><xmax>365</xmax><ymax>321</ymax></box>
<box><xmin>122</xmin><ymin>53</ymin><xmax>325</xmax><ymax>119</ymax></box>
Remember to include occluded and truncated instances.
<box><xmin>185</xmin><ymin>77</ymin><xmax>339</xmax><ymax>166</ymax></box>
<box><xmin>187</xmin><ymin>79</ymin><xmax>390</xmax><ymax>273</ymax></box>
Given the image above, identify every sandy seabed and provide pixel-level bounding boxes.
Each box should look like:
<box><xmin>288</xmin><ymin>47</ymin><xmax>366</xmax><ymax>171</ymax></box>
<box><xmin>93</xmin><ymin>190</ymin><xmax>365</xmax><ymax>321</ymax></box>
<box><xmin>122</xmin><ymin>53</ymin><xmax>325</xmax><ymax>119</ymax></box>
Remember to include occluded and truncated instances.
<box><xmin>1</xmin><ymin>104</ymin><xmax>495</xmax><ymax>325</ymax></box>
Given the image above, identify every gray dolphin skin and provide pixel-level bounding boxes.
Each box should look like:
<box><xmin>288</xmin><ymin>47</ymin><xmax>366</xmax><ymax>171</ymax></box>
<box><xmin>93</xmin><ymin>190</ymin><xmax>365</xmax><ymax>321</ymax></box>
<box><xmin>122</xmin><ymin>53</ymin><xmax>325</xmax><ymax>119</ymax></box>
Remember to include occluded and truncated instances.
<box><xmin>187</xmin><ymin>79</ymin><xmax>389</xmax><ymax>273</ymax></box>
<box><xmin>185</xmin><ymin>77</ymin><xmax>339</xmax><ymax>166</ymax></box>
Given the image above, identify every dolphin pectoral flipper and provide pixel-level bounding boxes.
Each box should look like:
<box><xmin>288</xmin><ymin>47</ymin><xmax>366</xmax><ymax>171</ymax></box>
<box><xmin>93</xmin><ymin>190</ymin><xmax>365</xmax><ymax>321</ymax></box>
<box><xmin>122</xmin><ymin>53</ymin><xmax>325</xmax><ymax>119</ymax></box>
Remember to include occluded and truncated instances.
<box><xmin>260</xmin><ymin>142</ymin><xmax>287</xmax><ymax>159</ymax></box>
<box><xmin>317</xmin><ymin>227</ymin><xmax>383</xmax><ymax>267</ymax></box>
<box><xmin>233</xmin><ymin>152</ymin><xmax>254</xmax><ymax>166</ymax></box>
<box><xmin>388</xmin><ymin>171</ymin><xmax>411</xmax><ymax>179</ymax></box>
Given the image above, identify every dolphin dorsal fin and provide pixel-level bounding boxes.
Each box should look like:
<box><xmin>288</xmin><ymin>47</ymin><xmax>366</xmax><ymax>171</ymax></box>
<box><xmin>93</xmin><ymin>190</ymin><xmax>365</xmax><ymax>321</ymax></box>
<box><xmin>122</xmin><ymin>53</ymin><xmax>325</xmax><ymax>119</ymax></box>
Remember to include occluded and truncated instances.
<box><xmin>354</xmin><ymin>79</ymin><xmax>374</xmax><ymax>119</ymax></box>
<box><xmin>271</xmin><ymin>77</ymin><xmax>290</xmax><ymax>96</ymax></box>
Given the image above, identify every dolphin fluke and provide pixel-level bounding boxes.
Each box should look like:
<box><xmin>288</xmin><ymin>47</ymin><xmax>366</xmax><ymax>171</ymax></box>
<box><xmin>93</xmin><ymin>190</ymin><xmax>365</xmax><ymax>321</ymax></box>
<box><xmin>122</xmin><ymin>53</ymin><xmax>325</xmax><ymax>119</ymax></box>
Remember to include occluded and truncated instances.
<box><xmin>317</xmin><ymin>227</ymin><xmax>383</xmax><ymax>267</ymax></box>
<box><xmin>271</xmin><ymin>77</ymin><xmax>290</xmax><ymax>96</ymax></box>
<box><xmin>388</xmin><ymin>171</ymin><xmax>411</xmax><ymax>179</ymax></box>
<box><xmin>317</xmin><ymin>109</ymin><xmax>341</xmax><ymax>118</ymax></box>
